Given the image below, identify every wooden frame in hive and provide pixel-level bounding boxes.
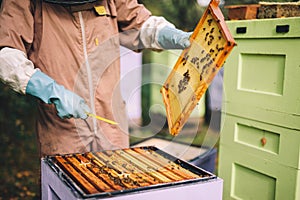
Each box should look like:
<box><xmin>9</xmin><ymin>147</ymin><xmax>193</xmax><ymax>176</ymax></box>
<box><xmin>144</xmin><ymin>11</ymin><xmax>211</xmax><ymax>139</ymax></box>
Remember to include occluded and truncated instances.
<box><xmin>45</xmin><ymin>147</ymin><xmax>215</xmax><ymax>197</ymax></box>
<box><xmin>161</xmin><ymin>0</ymin><xmax>236</xmax><ymax>135</ymax></box>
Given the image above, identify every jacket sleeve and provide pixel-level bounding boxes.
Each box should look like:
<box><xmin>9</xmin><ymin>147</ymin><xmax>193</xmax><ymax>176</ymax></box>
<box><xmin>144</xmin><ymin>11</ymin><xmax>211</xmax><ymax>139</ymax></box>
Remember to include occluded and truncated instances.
<box><xmin>0</xmin><ymin>0</ymin><xmax>35</xmax><ymax>52</ymax></box>
<box><xmin>0</xmin><ymin>0</ymin><xmax>36</xmax><ymax>94</ymax></box>
<box><xmin>115</xmin><ymin>0</ymin><xmax>151</xmax><ymax>51</ymax></box>
<box><xmin>0</xmin><ymin>47</ymin><xmax>37</xmax><ymax>94</ymax></box>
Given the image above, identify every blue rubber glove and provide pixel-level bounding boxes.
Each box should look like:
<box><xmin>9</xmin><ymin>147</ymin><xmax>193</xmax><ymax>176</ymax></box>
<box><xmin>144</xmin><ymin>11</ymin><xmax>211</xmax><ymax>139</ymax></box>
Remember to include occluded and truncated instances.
<box><xmin>26</xmin><ymin>70</ymin><xmax>90</xmax><ymax>119</ymax></box>
<box><xmin>157</xmin><ymin>26</ymin><xmax>192</xmax><ymax>49</ymax></box>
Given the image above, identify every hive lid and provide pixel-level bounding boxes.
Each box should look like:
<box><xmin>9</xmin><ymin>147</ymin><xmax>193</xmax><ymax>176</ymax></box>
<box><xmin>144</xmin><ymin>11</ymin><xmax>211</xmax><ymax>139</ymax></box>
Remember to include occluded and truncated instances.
<box><xmin>161</xmin><ymin>0</ymin><xmax>236</xmax><ymax>135</ymax></box>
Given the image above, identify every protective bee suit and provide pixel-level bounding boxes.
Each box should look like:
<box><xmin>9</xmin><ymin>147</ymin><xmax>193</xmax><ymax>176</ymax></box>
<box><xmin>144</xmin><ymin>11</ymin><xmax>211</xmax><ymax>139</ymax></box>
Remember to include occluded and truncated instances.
<box><xmin>0</xmin><ymin>0</ymin><xmax>191</xmax><ymax>156</ymax></box>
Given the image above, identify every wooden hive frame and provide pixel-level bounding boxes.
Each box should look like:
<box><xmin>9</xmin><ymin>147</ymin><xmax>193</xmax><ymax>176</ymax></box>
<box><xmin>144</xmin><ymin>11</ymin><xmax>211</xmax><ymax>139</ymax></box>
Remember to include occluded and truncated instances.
<box><xmin>161</xmin><ymin>0</ymin><xmax>236</xmax><ymax>136</ymax></box>
<box><xmin>49</xmin><ymin>147</ymin><xmax>206</xmax><ymax>196</ymax></box>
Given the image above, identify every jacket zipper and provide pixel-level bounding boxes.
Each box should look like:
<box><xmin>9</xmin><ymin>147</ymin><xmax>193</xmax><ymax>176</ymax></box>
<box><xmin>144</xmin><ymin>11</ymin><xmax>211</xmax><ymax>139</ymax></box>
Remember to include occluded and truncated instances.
<box><xmin>78</xmin><ymin>12</ymin><xmax>98</xmax><ymax>137</ymax></box>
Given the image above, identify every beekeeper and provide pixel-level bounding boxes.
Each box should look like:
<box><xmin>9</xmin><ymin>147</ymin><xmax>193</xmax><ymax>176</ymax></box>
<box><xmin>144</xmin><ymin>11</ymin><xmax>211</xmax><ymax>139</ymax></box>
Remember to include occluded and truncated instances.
<box><xmin>0</xmin><ymin>0</ymin><xmax>191</xmax><ymax>156</ymax></box>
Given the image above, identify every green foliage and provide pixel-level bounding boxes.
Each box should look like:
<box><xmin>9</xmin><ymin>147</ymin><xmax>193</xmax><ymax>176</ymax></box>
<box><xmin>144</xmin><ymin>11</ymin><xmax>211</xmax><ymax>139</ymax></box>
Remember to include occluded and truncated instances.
<box><xmin>224</xmin><ymin>0</ymin><xmax>299</xmax><ymax>5</ymax></box>
<box><xmin>0</xmin><ymin>83</ymin><xmax>39</xmax><ymax>199</ymax></box>
<box><xmin>140</xmin><ymin>0</ymin><xmax>205</xmax><ymax>31</ymax></box>
<box><xmin>139</xmin><ymin>0</ymin><xmax>300</xmax><ymax>20</ymax></box>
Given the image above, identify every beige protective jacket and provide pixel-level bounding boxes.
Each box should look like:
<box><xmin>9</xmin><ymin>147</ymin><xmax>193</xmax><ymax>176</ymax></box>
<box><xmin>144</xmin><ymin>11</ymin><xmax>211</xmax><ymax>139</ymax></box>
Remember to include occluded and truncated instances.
<box><xmin>0</xmin><ymin>0</ymin><xmax>151</xmax><ymax>156</ymax></box>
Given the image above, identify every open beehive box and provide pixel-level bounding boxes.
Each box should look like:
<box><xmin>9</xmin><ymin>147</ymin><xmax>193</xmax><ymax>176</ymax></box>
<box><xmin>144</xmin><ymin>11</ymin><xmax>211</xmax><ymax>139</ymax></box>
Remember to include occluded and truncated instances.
<box><xmin>161</xmin><ymin>0</ymin><xmax>236</xmax><ymax>135</ymax></box>
<box><xmin>44</xmin><ymin>146</ymin><xmax>216</xmax><ymax>199</ymax></box>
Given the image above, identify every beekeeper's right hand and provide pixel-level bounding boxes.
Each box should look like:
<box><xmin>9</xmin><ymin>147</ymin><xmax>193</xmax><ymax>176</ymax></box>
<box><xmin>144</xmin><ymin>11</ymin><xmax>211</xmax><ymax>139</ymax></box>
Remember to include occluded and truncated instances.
<box><xmin>26</xmin><ymin>70</ymin><xmax>90</xmax><ymax>119</ymax></box>
<box><xmin>0</xmin><ymin>47</ymin><xmax>90</xmax><ymax>119</ymax></box>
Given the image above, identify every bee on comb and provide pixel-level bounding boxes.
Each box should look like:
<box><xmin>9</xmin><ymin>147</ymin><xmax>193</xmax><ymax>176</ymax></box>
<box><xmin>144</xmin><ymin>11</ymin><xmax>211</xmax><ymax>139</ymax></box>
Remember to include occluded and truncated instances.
<box><xmin>161</xmin><ymin>0</ymin><xmax>236</xmax><ymax>136</ymax></box>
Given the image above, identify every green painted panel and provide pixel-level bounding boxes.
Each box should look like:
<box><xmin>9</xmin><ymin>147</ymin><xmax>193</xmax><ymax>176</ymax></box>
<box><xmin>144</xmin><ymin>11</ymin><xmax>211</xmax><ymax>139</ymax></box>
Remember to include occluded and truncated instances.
<box><xmin>218</xmin><ymin>145</ymin><xmax>300</xmax><ymax>200</ymax></box>
<box><xmin>232</xmin><ymin>163</ymin><xmax>276</xmax><ymax>200</ymax></box>
<box><xmin>220</xmin><ymin>114</ymin><xmax>300</xmax><ymax>169</ymax></box>
<box><xmin>223</xmin><ymin>19</ymin><xmax>300</xmax><ymax>130</ymax></box>
<box><xmin>239</xmin><ymin>53</ymin><xmax>285</xmax><ymax>95</ymax></box>
<box><xmin>235</xmin><ymin>123</ymin><xmax>280</xmax><ymax>154</ymax></box>
<box><xmin>223</xmin><ymin>102</ymin><xmax>300</xmax><ymax>133</ymax></box>
<box><xmin>226</xmin><ymin>17</ymin><xmax>300</xmax><ymax>39</ymax></box>
<box><xmin>220</xmin><ymin>17</ymin><xmax>300</xmax><ymax>200</ymax></box>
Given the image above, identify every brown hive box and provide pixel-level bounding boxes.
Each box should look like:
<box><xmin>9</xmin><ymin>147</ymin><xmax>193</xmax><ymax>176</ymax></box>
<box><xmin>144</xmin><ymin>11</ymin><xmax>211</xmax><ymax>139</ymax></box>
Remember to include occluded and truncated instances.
<box><xmin>225</xmin><ymin>4</ymin><xmax>260</xmax><ymax>20</ymax></box>
<box><xmin>258</xmin><ymin>2</ymin><xmax>300</xmax><ymax>19</ymax></box>
<box><xmin>161</xmin><ymin>0</ymin><xmax>236</xmax><ymax>136</ymax></box>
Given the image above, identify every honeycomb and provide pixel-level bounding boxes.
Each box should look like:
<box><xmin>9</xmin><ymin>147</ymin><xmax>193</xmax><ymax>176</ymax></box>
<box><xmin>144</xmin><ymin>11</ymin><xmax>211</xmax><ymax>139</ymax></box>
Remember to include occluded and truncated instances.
<box><xmin>161</xmin><ymin>0</ymin><xmax>236</xmax><ymax>135</ymax></box>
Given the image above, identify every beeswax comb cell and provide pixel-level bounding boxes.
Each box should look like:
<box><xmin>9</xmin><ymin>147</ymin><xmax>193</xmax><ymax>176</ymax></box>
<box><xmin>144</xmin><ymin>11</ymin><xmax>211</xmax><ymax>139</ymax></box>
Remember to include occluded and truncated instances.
<box><xmin>161</xmin><ymin>0</ymin><xmax>236</xmax><ymax>136</ymax></box>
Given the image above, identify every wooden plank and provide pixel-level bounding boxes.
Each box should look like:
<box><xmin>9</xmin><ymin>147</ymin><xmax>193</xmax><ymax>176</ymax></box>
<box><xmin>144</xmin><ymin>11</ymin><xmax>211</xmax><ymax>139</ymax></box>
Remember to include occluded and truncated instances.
<box><xmin>64</xmin><ymin>156</ymin><xmax>111</xmax><ymax>192</ymax></box>
<box><xmin>125</xmin><ymin>149</ymin><xmax>184</xmax><ymax>181</ymax></box>
<box><xmin>85</xmin><ymin>152</ymin><xmax>124</xmax><ymax>191</ymax></box>
<box><xmin>95</xmin><ymin>152</ymin><xmax>147</xmax><ymax>188</ymax></box>
<box><xmin>115</xmin><ymin>150</ymin><xmax>173</xmax><ymax>183</ymax></box>
<box><xmin>133</xmin><ymin>148</ymin><xmax>200</xmax><ymax>179</ymax></box>
<box><xmin>75</xmin><ymin>154</ymin><xmax>114</xmax><ymax>192</ymax></box>
<box><xmin>105</xmin><ymin>150</ymin><xmax>161</xmax><ymax>185</ymax></box>
<box><xmin>54</xmin><ymin>156</ymin><xmax>99</xmax><ymax>194</ymax></box>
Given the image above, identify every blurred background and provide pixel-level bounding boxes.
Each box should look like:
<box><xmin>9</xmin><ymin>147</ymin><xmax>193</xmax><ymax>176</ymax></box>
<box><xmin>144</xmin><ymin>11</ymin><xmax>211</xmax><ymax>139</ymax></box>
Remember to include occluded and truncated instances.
<box><xmin>0</xmin><ymin>0</ymin><xmax>298</xmax><ymax>199</ymax></box>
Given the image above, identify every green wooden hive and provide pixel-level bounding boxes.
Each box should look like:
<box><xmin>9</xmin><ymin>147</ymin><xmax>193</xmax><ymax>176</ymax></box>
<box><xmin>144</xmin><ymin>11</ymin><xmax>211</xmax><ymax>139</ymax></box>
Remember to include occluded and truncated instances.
<box><xmin>219</xmin><ymin>17</ymin><xmax>300</xmax><ymax>200</ymax></box>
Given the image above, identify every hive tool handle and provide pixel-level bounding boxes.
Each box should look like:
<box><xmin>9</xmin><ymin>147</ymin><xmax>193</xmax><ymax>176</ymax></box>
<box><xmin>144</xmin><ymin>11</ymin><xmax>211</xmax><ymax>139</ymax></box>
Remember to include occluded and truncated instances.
<box><xmin>86</xmin><ymin>112</ymin><xmax>118</xmax><ymax>125</ymax></box>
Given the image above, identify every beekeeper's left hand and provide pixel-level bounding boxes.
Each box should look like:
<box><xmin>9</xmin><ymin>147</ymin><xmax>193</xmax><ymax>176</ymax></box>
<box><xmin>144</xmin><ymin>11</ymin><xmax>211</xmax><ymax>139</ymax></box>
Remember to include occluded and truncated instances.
<box><xmin>157</xmin><ymin>26</ymin><xmax>192</xmax><ymax>49</ymax></box>
<box><xmin>140</xmin><ymin>16</ymin><xmax>192</xmax><ymax>50</ymax></box>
